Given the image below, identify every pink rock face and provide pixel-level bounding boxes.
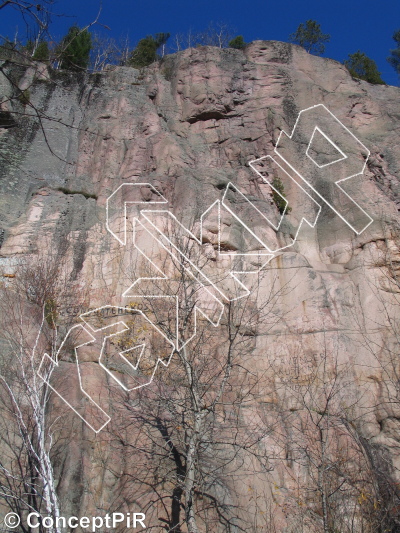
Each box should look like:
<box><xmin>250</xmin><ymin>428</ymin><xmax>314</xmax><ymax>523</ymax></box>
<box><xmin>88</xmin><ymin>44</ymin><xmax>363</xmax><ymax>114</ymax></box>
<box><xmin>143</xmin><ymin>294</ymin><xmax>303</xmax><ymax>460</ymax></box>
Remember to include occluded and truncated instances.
<box><xmin>1</xmin><ymin>41</ymin><xmax>400</xmax><ymax>531</ymax></box>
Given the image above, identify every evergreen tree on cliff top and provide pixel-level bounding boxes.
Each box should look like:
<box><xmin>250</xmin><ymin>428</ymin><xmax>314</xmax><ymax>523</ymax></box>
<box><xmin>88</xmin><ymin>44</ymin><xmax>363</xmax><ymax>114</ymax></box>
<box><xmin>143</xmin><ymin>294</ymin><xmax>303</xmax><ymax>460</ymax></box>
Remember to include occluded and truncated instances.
<box><xmin>289</xmin><ymin>19</ymin><xmax>330</xmax><ymax>55</ymax></box>
<box><xmin>58</xmin><ymin>25</ymin><xmax>92</xmax><ymax>71</ymax></box>
<box><xmin>229</xmin><ymin>35</ymin><xmax>246</xmax><ymax>50</ymax></box>
<box><xmin>388</xmin><ymin>29</ymin><xmax>400</xmax><ymax>77</ymax></box>
<box><xmin>344</xmin><ymin>51</ymin><xmax>385</xmax><ymax>84</ymax></box>
<box><xmin>128</xmin><ymin>33</ymin><xmax>170</xmax><ymax>68</ymax></box>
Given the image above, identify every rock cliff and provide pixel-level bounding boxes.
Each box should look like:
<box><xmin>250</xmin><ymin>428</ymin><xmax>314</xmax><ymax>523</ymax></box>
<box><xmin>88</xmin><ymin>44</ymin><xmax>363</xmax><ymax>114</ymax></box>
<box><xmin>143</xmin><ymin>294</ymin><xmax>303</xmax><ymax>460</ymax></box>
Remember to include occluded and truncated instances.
<box><xmin>1</xmin><ymin>41</ymin><xmax>400</xmax><ymax>532</ymax></box>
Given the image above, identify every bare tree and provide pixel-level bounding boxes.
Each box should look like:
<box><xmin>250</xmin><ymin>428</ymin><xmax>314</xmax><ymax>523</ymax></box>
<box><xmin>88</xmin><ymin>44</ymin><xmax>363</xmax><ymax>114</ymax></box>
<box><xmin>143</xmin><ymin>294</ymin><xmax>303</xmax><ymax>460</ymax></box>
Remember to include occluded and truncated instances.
<box><xmin>169</xmin><ymin>23</ymin><xmax>235</xmax><ymax>53</ymax></box>
<box><xmin>268</xmin><ymin>334</ymin><xmax>387</xmax><ymax>533</ymax></box>
<box><xmin>99</xmin><ymin>217</ymin><xmax>289</xmax><ymax>532</ymax></box>
<box><xmin>0</xmin><ymin>249</ymin><xmax>88</xmax><ymax>531</ymax></box>
<box><xmin>196</xmin><ymin>22</ymin><xmax>235</xmax><ymax>49</ymax></box>
<box><xmin>346</xmin><ymin>221</ymin><xmax>400</xmax><ymax>531</ymax></box>
<box><xmin>90</xmin><ymin>33</ymin><xmax>121</xmax><ymax>72</ymax></box>
<box><xmin>90</xmin><ymin>33</ymin><xmax>134</xmax><ymax>71</ymax></box>
<box><xmin>0</xmin><ymin>1</ymin><xmax>55</xmax><ymax>30</ymax></box>
<box><xmin>0</xmin><ymin>0</ymin><xmax>105</xmax><ymax>165</ymax></box>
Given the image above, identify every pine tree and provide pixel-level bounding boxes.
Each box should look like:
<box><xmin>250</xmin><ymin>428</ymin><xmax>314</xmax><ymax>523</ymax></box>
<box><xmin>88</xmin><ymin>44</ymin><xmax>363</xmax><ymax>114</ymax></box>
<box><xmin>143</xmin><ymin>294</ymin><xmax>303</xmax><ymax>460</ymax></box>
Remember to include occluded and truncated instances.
<box><xmin>344</xmin><ymin>51</ymin><xmax>385</xmax><ymax>84</ymax></box>
<box><xmin>154</xmin><ymin>32</ymin><xmax>170</xmax><ymax>57</ymax></box>
<box><xmin>229</xmin><ymin>35</ymin><xmax>246</xmax><ymax>50</ymax></box>
<box><xmin>58</xmin><ymin>25</ymin><xmax>92</xmax><ymax>71</ymax></box>
<box><xmin>128</xmin><ymin>33</ymin><xmax>170</xmax><ymax>68</ymax></box>
<box><xmin>271</xmin><ymin>176</ymin><xmax>291</xmax><ymax>215</ymax></box>
<box><xmin>387</xmin><ymin>29</ymin><xmax>400</xmax><ymax>77</ymax></box>
<box><xmin>289</xmin><ymin>19</ymin><xmax>330</xmax><ymax>55</ymax></box>
<box><xmin>33</xmin><ymin>41</ymin><xmax>50</xmax><ymax>61</ymax></box>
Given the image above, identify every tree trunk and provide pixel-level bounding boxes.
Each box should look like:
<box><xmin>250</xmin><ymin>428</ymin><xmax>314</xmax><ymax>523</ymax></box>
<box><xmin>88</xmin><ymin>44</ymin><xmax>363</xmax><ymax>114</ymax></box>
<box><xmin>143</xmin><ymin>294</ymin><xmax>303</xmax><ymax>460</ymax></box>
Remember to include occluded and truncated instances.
<box><xmin>184</xmin><ymin>412</ymin><xmax>202</xmax><ymax>533</ymax></box>
<box><xmin>318</xmin><ymin>427</ymin><xmax>329</xmax><ymax>533</ymax></box>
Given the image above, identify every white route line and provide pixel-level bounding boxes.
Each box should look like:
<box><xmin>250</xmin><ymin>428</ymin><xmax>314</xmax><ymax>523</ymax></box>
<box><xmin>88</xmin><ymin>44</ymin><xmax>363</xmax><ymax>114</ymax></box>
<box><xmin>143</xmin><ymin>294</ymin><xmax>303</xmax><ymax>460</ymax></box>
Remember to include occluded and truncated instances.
<box><xmin>107</xmin><ymin>185</ymin><xmax>274</xmax><ymax>351</ymax></box>
<box><xmin>125</xmin><ymin>216</ymin><xmax>225</xmax><ymax>349</ymax></box>
<box><xmin>273</xmin><ymin>103</ymin><xmax>373</xmax><ymax>235</ymax></box>
<box><xmin>138</xmin><ymin>211</ymin><xmax>254</xmax><ymax>301</ymax></box>
<box><xmin>42</xmin><ymin>103</ymin><xmax>374</xmax><ymax>433</ymax></box>
<box><xmin>80</xmin><ymin>306</ymin><xmax>175</xmax><ymax>391</ymax></box>
<box><xmin>38</xmin><ymin>323</ymin><xmax>111</xmax><ymax>434</ymax></box>
<box><xmin>38</xmin><ymin>306</ymin><xmax>175</xmax><ymax>432</ymax></box>
<box><xmin>306</xmin><ymin>126</ymin><xmax>347</xmax><ymax>168</ymax></box>
<box><xmin>245</xmin><ymin>157</ymin><xmax>323</xmax><ymax>253</ymax></box>
<box><xmin>200</xmin><ymin>198</ymin><xmax>274</xmax><ymax>273</ymax></box>
<box><xmin>106</xmin><ymin>183</ymin><xmax>168</xmax><ymax>245</ymax></box>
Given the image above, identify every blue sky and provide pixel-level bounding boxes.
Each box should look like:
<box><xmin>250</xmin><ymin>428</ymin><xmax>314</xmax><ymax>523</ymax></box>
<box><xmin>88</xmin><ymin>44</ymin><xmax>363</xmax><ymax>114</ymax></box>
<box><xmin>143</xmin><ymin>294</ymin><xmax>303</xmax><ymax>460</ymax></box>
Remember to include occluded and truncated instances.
<box><xmin>1</xmin><ymin>0</ymin><xmax>400</xmax><ymax>86</ymax></box>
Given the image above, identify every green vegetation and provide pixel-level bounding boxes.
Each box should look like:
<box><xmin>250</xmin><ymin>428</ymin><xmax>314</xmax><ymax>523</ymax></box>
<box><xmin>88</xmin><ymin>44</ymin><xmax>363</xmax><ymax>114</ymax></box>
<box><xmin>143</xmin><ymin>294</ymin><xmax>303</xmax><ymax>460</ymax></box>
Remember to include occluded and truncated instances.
<box><xmin>154</xmin><ymin>32</ymin><xmax>170</xmax><ymax>53</ymax></box>
<box><xmin>344</xmin><ymin>51</ymin><xmax>385</xmax><ymax>84</ymax></box>
<box><xmin>388</xmin><ymin>29</ymin><xmax>400</xmax><ymax>77</ymax></box>
<box><xmin>18</xmin><ymin>89</ymin><xmax>30</xmax><ymax>106</ymax></box>
<box><xmin>25</xmin><ymin>40</ymin><xmax>50</xmax><ymax>61</ymax></box>
<box><xmin>44</xmin><ymin>298</ymin><xmax>58</xmax><ymax>329</ymax></box>
<box><xmin>161</xmin><ymin>60</ymin><xmax>174</xmax><ymax>81</ymax></box>
<box><xmin>229</xmin><ymin>35</ymin><xmax>246</xmax><ymax>50</ymax></box>
<box><xmin>32</xmin><ymin>41</ymin><xmax>50</xmax><ymax>61</ymax></box>
<box><xmin>271</xmin><ymin>176</ymin><xmax>291</xmax><ymax>215</ymax></box>
<box><xmin>57</xmin><ymin>187</ymin><xmax>98</xmax><ymax>200</ymax></box>
<box><xmin>128</xmin><ymin>33</ymin><xmax>170</xmax><ymax>68</ymax></box>
<box><xmin>1</xmin><ymin>1</ymin><xmax>399</xmax><ymax>90</ymax></box>
<box><xmin>128</xmin><ymin>36</ymin><xmax>158</xmax><ymax>68</ymax></box>
<box><xmin>58</xmin><ymin>25</ymin><xmax>92</xmax><ymax>71</ymax></box>
<box><xmin>289</xmin><ymin>19</ymin><xmax>330</xmax><ymax>55</ymax></box>
<box><xmin>0</xmin><ymin>39</ymin><xmax>18</xmax><ymax>60</ymax></box>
